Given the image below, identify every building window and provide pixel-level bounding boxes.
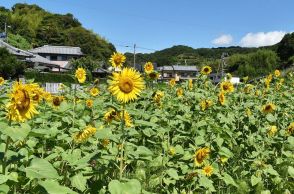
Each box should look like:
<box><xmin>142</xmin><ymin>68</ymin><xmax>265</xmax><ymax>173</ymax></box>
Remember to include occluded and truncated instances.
<box><xmin>50</xmin><ymin>55</ymin><xmax>58</xmax><ymax>61</ymax></box>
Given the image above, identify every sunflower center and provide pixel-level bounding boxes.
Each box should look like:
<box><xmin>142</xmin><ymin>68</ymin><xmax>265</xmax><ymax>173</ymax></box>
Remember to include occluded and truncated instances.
<box><xmin>114</xmin><ymin>56</ymin><xmax>122</xmax><ymax>64</ymax></box>
<box><xmin>119</xmin><ymin>77</ymin><xmax>134</xmax><ymax>93</ymax></box>
<box><xmin>223</xmin><ymin>85</ymin><xmax>229</xmax><ymax>90</ymax></box>
<box><xmin>265</xmin><ymin>105</ymin><xmax>272</xmax><ymax>111</ymax></box>
<box><xmin>204</xmin><ymin>68</ymin><xmax>209</xmax><ymax>72</ymax></box>
<box><xmin>53</xmin><ymin>97</ymin><xmax>61</xmax><ymax>106</ymax></box>
<box><xmin>15</xmin><ymin>89</ymin><xmax>30</xmax><ymax>112</ymax></box>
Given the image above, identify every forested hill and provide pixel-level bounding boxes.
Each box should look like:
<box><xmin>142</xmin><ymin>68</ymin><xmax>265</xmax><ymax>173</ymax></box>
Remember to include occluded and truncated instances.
<box><xmin>125</xmin><ymin>33</ymin><xmax>294</xmax><ymax>78</ymax></box>
<box><xmin>0</xmin><ymin>3</ymin><xmax>115</xmax><ymax>61</ymax></box>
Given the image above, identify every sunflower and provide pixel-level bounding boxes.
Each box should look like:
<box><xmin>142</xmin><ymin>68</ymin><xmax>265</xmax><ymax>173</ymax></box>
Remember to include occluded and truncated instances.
<box><xmin>169</xmin><ymin>79</ymin><xmax>176</xmax><ymax>87</ymax></box>
<box><xmin>144</xmin><ymin>62</ymin><xmax>154</xmax><ymax>74</ymax></box>
<box><xmin>30</xmin><ymin>84</ymin><xmax>45</xmax><ymax>103</ymax></box>
<box><xmin>194</xmin><ymin>147</ymin><xmax>210</xmax><ymax>166</ymax></box>
<box><xmin>74</xmin><ymin>125</ymin><xmax>97</xmax><ymax>143</ymax></box>
<box><xmin>0</xmin><ymin>77</ymin><xmax>5</xmax><ymax>85</ymax></box>
<box><xmin>274</xmin><ymin>70</ymin><xmax>281</xmax><ymax>77</ymax></box>
<box><xmin>86</xmin><ymin>99</ymin><xmax>93</xmax><ymax>108</ymax></box>
<box><xmin>121</xmin><ymin>110</ymin><xmax>133</xmax><ymax>127</ymax></box>
<box><xmin>188</xmin><ymin>79</ymin><xmax>193</xmax><ymax>90</ymax></box>
<box><xmin>261</xmin><ymin>103</ymin><xmax>275</xmax><ymax>114</ymax></box>
<box><xmin>176</xmin><ymin>87</ymin><xmax>183</xmax><ymax>97</ymax></box>
<box><xmin>109</xmin><ymin>52</ymin><xmax>126</xmax><ymax>68</ymax></box>
<box><xmin>201</xmin><ymin>66</ymin><xmax>212</xmax><ymax>75</ymax></box>
<box><xmin>104</xmin><ymin>108</ymin><xmax>120</xmax><ymax>123</ymax></box>
<box><xmin>200</xmin><ymin>100</ymin><xmax>213</xmax><ymax>111</ymax></box>
<box><xmin>218</xmin><ymin>92</ymin><xmax>225</xmax><ymax>105</ymax></box>
<box><xmin>202</xmin><ymin>165</ymin><xmax>213</xmax><ymax>177</ymax></box>
<box><xmin>246</xmin><ymin>108</ymin><xmax>252</xmax><ymax>117</ymax></box>
<box><xmin>153</xmin><ymin>91</ymin><xmax>164</xmax><ymax>106</ymax></box>
<box><xmin>108</xmin><ymin>67</ymin><xmax>144</xmax><ymax>103</ymax></box>
<box><xmin>51</xmin><ymin>95</ymin><xmax>64</xmax><ymax>107</ymax></box>
<box><xmin>148</xmin><ymin>71</ymin><xmax>159</xmax><ymax>80</ymax></box>
<box><xmin>6</xmin><ymin>82</ymin><xmax>38</xmax><ymax>122</ymax></box>
<box><xmin>90</xmin><ymin>87</ymin><xmax>99</xmax><ymax>96</ymax></box>
<box><xmin>220</xmin><ymin>81</ymin><xmax>234</xmax><ymax>93</ymax></box>
<box><xmin>268</xmin><ymin>126</ymin><xmax>278</xmax><ymax>136</ymax></box>
<box><xmin>219</xmin><ymin>156</ymin><xmax>228</xmax><ymax>165</ymax></box>
<box><xmin>101</xmin><ymin>139</ymin><xmax>110</xmax><ymax>147</ymax></box>
<box><xmin>244</xmin><ymin>84</ymin><xmax>254</xmax><ymax>94</ymax></box>
<box><xmin>286</xmin><ymin>122</ymin><xmax>294</xmax><ymax>135</ymax></box>
<box><xmin>75</xmin><ymin>67</ymin><xmax>86</xmax><ymax>83</ymax></box>
<box><xmin>168</xmin><ymin>147</ymin><xmax>176</xmax><ymax>156</ymax></box>
<box><xmin>226</xmin><ymin>73</ymin><xmax>232</xmax><ymax>80</ymax></box>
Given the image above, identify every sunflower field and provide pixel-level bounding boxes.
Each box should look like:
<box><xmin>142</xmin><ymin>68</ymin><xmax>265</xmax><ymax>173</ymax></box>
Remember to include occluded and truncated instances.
<box><xmin>0</xmin><ymin>54</ymin><xmax>293</xmax><ymax>194</ymax></box>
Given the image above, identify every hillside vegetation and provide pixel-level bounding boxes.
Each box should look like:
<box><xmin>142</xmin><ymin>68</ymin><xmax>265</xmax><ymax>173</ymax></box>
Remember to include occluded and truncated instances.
<box><xmin>0</xmin><ymin>4</ymin><xmax>115</xmax><ymax>61</ymax></box>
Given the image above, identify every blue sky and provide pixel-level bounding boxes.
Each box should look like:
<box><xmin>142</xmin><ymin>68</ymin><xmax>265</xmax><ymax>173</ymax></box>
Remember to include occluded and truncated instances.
<box><xmin>1</xmin><ymin>0</ymin><xmax>294</xmax><ymax>53</ymax></box>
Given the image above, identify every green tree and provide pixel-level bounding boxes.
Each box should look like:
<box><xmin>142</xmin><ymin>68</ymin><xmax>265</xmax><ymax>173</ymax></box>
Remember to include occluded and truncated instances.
<box><xmin>8</xmin><ymin>34</ymin><xmax>32</xmax><ymax>50</ymax></box>
<box><xmin>277</xmin><ymin>33</ymin><xmax>294</xmax><ymax>61</ymax></box>
<box><xmin>0</xmin><ymin>48</ymin><xmax>25</xmax><ymax>79</ymax></box>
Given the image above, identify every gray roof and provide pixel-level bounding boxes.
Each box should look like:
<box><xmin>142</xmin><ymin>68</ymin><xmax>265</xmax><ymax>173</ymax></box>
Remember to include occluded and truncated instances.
<box><xmin>0</xmin><ymin>39</ymin><xmax>34</xmax><ymax>57</ymax></box>
<box><xmin>157</xmin><ymin>65</ymin><xmax>199</xmax><ymax>71</ymax></box>
<box><xmin>29</xmin><ymin>45</ymin><xmax>84</xmax><ymax>55</ymax></box>
<box><xmin>26</xmin><ymin>54</ymin><xmax>59</xmax><ymax>67</ymax></box>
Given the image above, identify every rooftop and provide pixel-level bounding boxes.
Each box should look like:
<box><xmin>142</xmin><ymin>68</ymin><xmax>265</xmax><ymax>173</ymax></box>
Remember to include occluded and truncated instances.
<box><xmin>0</xmin><ymin>39</ymin><xmax>34</xmax><ymax>57</ymax></box>
<box><xmin>29</xmin><ymin>45</ymin><xmax>84</xmax><ymax>56</ymax></box>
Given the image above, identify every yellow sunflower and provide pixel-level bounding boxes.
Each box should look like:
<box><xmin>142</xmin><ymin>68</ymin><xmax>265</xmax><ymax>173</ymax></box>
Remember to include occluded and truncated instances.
<box><xmin>75</xmin><ymin>67</ymin><xmax>87</xmax><ymax>83</ymax></box>
<box><xmin>268</xmin><ymin>126</ymin><xmax>278</xmax><ymax>136</ymax></box>
<box><xmin>153</xmin><ymin>91</ymin><xmax>164</xmax><ymax>105</ymax></box>
<box><xmin>104</xmin><ymin>108</ymin><xmax>120</xmax><ymax>123</ymax></box>
<box><xmin>90</xmin><ymin>87</ymin><xmax>99</xmax><ymax>97</ymax></box>
<box><xmin>74</xmin><ymin>125</ymin><xmax>97</xmax><ymax>143</ymax></box>
<box><xmin>109</xmin><ymin>52</ymin><xmax>126</xmax><ymax>68</ymax></box>
<box><xmin>144</xmin><ymin>62</ymin><xmax>154</xmax><ymax>74</ymax></box>
<box><xmin>51</xmin><ymin>95</ymin><xmax>64</xmax><ymax>108</ymax></box>
<box><xmin>218</xmin><ymin>92</ymin><xmax>225</xmax><ymax>105</ymax></box>
<box><xmin>30</xmin><ymin>83</ymin><xmax>45</xmax><ymax>103</ymax></box>
<box><xmin>201</xmin><ymin>65</ymin><xmax>212</xmax><ymax>75</ymax></box>
<box><xmin>176</xmin><ymin>87</ymin><xmax>183</xmax><ymax>97</ymax></box>
<box><xmin>220</xmin><ymin>81</ymin><xmax>234</xmax><ymax>93</ymax></box>
<box><xmin>274</xmin><ymin>70</ymin><xmax>281</xmax><ymax>77</ymax></box>
<box><xmin>188</xmin><ymin>79</ymin><xmax>193</xmax><ymax>90</ymax></box>
<box><xmin>244</xmin><ymin>84</ymin><xmax>254</xmax><ymax>94</ymax></box>
<box><xmin>286</xmin><ymin>122</ymin><xmax>294</xmax><ymax>135</ymax></box>
<box><xmin>200</xmin><ymin>100</ymin><xmax>213</xmax><ymax>111</ymax></box>
<box><xmin>168</xmin><ymin>147</ymin><xmax>176</xmax><ymax>156</ymax></box>
<box><xmin>169</xmin><ymin>79</ymin><xmax>176</xmax><ymax>87</ymax></box>
<box><xmin>101</xmin><ymin>139</ymin><xmax>110</xmax><ymax>147</ymax></box>
<box><xmin>86</xmin><ymin>99</ymin><xmax>93</xmax><ymax>108</ymax></box>
<box><xmin>6</xmin><ymin>82</ymin><xmax>38</xmax><ymax>122</ymax></box>
<box><xmin>108</xmin><ymin>67</ymin><xmax>144</xmax><ymax>103</ymax></box>
<box><xmin>148</xmin><ymin>71</ymin><xmax>159</xmax><ymax>80</ymax></box>
<box><xmin>121</xmin><ymin>110</ymin><xmax>133</xmax><ymax>127</ymax></box>
<box><xmin>202</xmin><ymin>165</ymin><xmax>213</xmax><ymax>177</ymax></box>
<box><xmin>261</xmin><ymin>103</ymin><xmax>275</xmax><ymax>114</ymax></box>
<box><xmin>194</xmin><ymin>147</ymin><xmax>210</xmax><ymax>166</ymax></box>
<box><xmin>0</xmin><ymin>77</ymin><xmax>5</xmax><ymax>85</ymax></box>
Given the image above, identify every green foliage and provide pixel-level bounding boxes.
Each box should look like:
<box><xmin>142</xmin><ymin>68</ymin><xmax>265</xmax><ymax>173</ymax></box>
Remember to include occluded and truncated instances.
<box><xmin>24</xmin><ymin>69</ymin><xmax>75</xmax><ymax>83</ymax></box>
<box><xmin>70</xmin><ymin>56</ymin><xmax>101</xmax><ymax>72</ymax></box>
<box><xmin>0</xmin><ymin>47</ymin><xmax>25</xmax><ymax>79</ymax></box>
<box><xmin>8</xmin><ymin>33</ymin><xmax>32</xmax><ymax>50</ymax></box>
<box><xmin>227</xmin><ymin>49</ymin><xmax>279</xmax><ymax>78</ymax></box>
<box><xmin>1</xmin><ymin>3</ymin><xmax>115</xmax><ymax>59</ymax></box>
<box><xmin>277</xmin><ymin>32</ymin><xmax>294</xmax><ymax>61</ymax></box>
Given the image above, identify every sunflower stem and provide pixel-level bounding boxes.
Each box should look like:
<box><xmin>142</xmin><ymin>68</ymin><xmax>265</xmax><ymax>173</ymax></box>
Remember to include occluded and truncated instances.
<box><xmin>2</xmin><ymin>136</ymin><xmax>10</xmax><ymax>174</ymax></box>
<box><xmin>119</xmin><ymin>103</ymin><xmax>126</xmax><ymax>180</ymax></box>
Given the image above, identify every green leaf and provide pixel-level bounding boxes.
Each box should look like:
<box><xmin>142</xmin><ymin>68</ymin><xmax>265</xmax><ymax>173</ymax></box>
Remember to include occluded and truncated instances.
<box><xmin>266</xmin><ymin>114</ymin><xmax>276</xmax><ymax>122</ymax></box>
<box><xmin>0</xmin><ymin>184</ymin><xmax>9</xmax><ymax>193</ymax></box>
<box><xmin>0</xmin><ymin>175</ymin><xmax>8</xmax><ymax>185</ymax></box>
<box><xmin>199</xmin><ymin>176</ymin><xmax>215</xmax><ymax>191</ymax></box>
<box><xmin>288</xmin><ymin>166</ymin><xmax>294</xmax><ymax>178</ymax></box>
<box><xmin>71</xmin><ymin>173</ymin><xmax>87</xmax><ymax>192</ymax></box>
<box><xmin>222</xmin><ymin>173</ymin><xmax>238</xmax><ymax>187</ymax></box>
<box><xmin>166</xmin><ymin>169</ymin><xmax>179</xmax><ymax>180</ymax></box>
<box><xmin>25</xmin><ymin>158</ymin><xmax>59</xmax><ymax>179</ymax></box>
<box><xmin>251</xmin><ymin>175</ymin><xmax>262</xmax><ymax>186</ymax></box>
<box><xmin>39</xmin><ymin>180</ymin><xmax>78</xmax><ymax>194</ymax></box>
<box><xmin>108</xmin><ymin>179</ymin><xmax>141</xmax><ymax>194</ymax></box>
<box><xmin>135</xmin><ymin>146</ymin><xmax>153</xmax><ymax>156</ymax></box>
<box><xmin>135</xmin><ymin>120</ymin><xmax>158</xmax><ymax>128</ymax></box>
<box><xmin>219</xmin><ymin>147</ymin><xmax>234</xmax><ymax>157</ymax></box>
<box><xmin>1</xmin><ymin>123</ymin><xmax>31</xmax><ymax>141</ymax></box>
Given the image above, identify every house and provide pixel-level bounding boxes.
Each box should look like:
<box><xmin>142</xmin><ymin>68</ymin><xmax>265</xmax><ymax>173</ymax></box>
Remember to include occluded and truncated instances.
<box><xmin>0</xmin><ymin>39</ymin><xmax>34</xmax><ymax>60</ymax></box>
<box><xmin>157</xmin><ymin>65</ymin><xmax>199</xmax><ymax>81</ymax></box>
<box><xmin>29</xmin><ymin>45</ymin><xmax>84</xmax><ymax>71</ymax></box>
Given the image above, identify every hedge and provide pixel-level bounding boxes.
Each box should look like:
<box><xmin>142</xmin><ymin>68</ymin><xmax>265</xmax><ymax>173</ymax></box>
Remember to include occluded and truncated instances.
<box><xmin>24</xmin><ymin>70</ymin><xmax>76</xmax><ymax>83</ymax></box>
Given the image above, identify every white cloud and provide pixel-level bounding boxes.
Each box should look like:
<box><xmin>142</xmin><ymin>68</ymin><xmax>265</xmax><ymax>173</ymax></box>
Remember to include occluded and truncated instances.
<box><xmin>212</xmin><ymin>34</ymin><xmax>233</xmax><ymax>45</ymax></box>
<box><xmin>240</xmin><ymin>31</ymin><xmax>286</xmax><ymax>47</ymax></box>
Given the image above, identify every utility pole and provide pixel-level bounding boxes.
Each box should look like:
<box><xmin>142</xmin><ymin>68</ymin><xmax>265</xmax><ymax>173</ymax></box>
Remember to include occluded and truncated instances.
<box><xmin>133</xmin><ymin>44</ymin><xmax>136</xmax><ymax>68</ymax></box>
